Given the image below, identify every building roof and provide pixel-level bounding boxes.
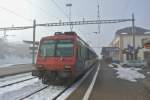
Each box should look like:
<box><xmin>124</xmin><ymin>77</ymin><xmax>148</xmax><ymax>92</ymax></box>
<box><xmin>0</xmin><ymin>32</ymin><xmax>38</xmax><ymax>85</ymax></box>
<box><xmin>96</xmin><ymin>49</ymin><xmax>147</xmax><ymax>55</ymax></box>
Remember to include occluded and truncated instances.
<box><xmin>115</xmin><ymin>26</ymin><xmax>150</xmax><ymax>36</ymax></box>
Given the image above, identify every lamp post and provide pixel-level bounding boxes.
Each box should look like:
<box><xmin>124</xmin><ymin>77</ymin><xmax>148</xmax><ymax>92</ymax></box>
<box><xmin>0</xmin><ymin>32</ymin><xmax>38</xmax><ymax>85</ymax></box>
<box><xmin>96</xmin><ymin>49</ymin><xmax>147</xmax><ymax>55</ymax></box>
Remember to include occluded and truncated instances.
<box><xmin>32</xmin><ymin>20</ymin><xmax>36</xmax><ymax>64</ymax></box>
<box><xmin>66</xmin><ymin>3</ymin><xmax>73</xmax><ymax>31</ymax></box>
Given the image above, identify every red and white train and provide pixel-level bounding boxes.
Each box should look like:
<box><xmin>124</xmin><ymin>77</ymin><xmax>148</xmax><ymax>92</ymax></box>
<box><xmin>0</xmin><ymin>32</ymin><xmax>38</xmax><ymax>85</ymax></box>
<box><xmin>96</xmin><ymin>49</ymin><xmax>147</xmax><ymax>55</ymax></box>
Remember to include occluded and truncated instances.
<box><xmin>32</xmin><ymin>32</ymin><xmax>98</xmax><ymax>84</ymax></box>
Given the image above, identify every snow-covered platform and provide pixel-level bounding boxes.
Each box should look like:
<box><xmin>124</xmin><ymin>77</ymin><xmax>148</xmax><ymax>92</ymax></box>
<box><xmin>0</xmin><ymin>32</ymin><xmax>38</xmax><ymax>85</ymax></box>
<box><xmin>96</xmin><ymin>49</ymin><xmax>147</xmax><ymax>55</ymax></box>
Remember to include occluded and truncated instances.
<box><xmin>0</xmin><ymin>64</ymin><xmax>36</xmax><ymax>77</ymax></box>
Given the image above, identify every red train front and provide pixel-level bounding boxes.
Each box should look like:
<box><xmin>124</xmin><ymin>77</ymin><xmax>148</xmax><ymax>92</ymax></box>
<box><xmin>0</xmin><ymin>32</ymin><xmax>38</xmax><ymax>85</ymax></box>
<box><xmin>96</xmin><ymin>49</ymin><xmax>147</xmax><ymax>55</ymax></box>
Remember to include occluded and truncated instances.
<box><xmin>32</xmin><ymin>32</ymin><xmax>98</xmax><ymax>84</ymax></box>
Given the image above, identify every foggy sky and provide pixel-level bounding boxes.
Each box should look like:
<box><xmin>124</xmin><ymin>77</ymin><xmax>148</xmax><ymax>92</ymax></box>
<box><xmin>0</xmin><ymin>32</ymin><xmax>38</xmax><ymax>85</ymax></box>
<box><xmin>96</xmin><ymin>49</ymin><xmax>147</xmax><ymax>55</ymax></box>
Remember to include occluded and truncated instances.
<box><xmin>0</xmin><ymin>0</ymin><xmax>150</xmax><ymax>55</ymax></box>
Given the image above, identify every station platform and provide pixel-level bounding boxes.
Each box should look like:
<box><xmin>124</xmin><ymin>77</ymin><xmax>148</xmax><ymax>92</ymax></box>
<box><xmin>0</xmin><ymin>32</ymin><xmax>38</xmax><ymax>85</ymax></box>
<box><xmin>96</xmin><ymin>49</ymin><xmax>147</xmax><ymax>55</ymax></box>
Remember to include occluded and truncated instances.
<box><xmin>0</xmin><ymin>64</ymin><xmax>36</xmax><ymax>77</ymax></box>
<box><xmin>66</xmin><ymin>61</ymin><xmax>150</xmax><ymax>100</ymax></box>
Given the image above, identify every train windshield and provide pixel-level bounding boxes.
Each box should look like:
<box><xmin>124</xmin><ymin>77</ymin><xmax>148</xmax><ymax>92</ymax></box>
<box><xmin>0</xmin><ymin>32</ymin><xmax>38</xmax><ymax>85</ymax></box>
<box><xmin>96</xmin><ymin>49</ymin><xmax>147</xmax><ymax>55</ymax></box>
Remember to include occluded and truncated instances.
<box><xmin>56</xmin><ymin>40</ymin><xmax>73</xmax><ymax>57</ymax></box>
<box><xmin>39</xmin><ymin>39</ymin><xmax>73</xmax><ymax>57</ymax></box>
<box><xmin>39</xmin><ymin>40</ymin><xmax>56</xmax><ymax>56</ymax></box>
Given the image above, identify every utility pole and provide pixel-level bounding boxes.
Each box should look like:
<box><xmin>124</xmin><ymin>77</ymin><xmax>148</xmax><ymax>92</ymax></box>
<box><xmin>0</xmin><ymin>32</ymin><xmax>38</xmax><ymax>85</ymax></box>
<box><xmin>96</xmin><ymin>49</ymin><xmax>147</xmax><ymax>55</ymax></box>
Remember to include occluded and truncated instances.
<box><xmin>32</xmin><ymin>20</ymin><xmax>36</xmax><ymax>64</ymax></box>
<box><xmin>132</xmin><ymin>13</ymin><xmax>135</xmax><ymax>60</ymax></box>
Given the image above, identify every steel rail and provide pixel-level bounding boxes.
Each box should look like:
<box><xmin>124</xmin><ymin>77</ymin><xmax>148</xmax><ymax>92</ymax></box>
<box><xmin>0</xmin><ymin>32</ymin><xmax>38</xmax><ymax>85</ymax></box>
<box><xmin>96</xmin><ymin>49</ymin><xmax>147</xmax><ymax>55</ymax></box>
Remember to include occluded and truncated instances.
<box><xmin>0</xmin><ymin>76</ymin><xmax>37</xmax><ymax>88</ymax></box>
<box><xmin>19</xmin><ymin>85</ymin><xmax>49</xmax><ymax>100</ymax></box>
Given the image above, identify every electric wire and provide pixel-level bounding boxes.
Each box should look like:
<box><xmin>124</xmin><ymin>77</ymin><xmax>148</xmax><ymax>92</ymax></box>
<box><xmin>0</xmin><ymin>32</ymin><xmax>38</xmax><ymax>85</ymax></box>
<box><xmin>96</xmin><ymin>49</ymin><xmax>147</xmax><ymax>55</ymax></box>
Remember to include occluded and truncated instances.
<box><xmin>51</xmin><ymin>0</ymin><xmax>68</xmax><ymax>17</ymax></box>
<box><xmin>0</xmin><ymin>5</ymin><xmax>32</xmax><ymax>22</ymax></box>
<box><xmin>122</xmin><ymin>0</ymin><xmax>131</xmax><ymax>17</ymax></box>
<box><xmin>24</xmin><ymin>0</ymin><xmax>51</xmax><ymax>20</ymax></box>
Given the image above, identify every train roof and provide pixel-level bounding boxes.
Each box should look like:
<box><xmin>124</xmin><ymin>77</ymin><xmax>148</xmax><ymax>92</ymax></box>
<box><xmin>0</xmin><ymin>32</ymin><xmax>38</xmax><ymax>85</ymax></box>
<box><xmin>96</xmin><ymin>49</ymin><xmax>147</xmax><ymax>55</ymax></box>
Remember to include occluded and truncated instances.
<box><xmin>41</xmin><ymin>32</ymin><xmax>77</xmax><ymax>40</ymax></box>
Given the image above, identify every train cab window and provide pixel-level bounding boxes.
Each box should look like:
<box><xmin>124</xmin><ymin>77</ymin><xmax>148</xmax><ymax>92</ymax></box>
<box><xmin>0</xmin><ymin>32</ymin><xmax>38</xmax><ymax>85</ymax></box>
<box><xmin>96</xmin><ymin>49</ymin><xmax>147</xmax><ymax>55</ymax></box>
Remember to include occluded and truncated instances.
<box><xmin>39</xmin><ymin>40</ymin><xmax>56</xmax><ymax>56</ymax></box>
<box><xmin>56</xmin><ymin>40</ymin><xmax>74</xmax><ymax>57</ymax></box>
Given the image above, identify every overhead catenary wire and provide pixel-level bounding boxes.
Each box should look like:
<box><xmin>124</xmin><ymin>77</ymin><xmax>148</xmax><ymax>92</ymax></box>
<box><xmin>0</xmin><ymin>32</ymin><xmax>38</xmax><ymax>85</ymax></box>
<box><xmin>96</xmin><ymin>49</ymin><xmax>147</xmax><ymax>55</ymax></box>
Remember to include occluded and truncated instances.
<box><xmin>0</xmin><ymin>5</ymin><xmax>32</xmax><ymax>22</ymax></box>
<box><xmin>0</xmin><ymin>19</ymin><xmax>132</xmax><ymax>31</ymax></box>
<box><xmin>50</xmin><ymin>0</ymin><xmax>68</xmax><ymax>18</ymax></box>
<box><xmin>24</xmin><ymin>0</ymin><xmax>51</xmax><ymax>20</ymax></box>
<box><xmin>123</xmin><ymin>0</ymin><xmax>131</xmax><ymax>17</ymax></box>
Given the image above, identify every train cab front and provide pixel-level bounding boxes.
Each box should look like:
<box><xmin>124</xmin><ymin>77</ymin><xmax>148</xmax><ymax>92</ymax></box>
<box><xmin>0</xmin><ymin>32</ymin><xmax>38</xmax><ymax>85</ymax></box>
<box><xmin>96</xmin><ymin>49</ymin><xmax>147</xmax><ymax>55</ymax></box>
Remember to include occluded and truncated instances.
<box><xmin>32</xmin><ymin>37</ymin><xmax>77</xmax><ymax>80</ymax></box>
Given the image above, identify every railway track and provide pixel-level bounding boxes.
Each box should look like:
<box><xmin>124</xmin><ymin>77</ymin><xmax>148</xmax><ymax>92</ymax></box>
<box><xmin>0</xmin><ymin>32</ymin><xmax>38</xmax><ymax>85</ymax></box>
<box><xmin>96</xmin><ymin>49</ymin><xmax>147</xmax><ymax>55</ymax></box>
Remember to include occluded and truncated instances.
<box><xmin>0</xmin><ymin>72</ymin><xmax>74</xmax><ymax>100</ymax></box>
<box><xmin>19</xmin><ymin>85</ymin><xmax>49</xmax><ymax>100</ymax></box>
<box><xmin>0</xmin><ymin>63</ymin><xmax>98</xmax><ymax>100</ymax></box>
<box><xmin>17</xmin><ymin>74</ymin><xmax>82</xmax><ymax>100</ymax></box>
<box><xmin>19</xmin><ymin>63</ymin><xmax>97</xmax><ymax>100</ymax></box>
<box><xmin>0</xmin><ymin>77</ymin><xmax>37</xmax><ymax>88</ymax></box>
<box><xmin>19</xmin><ymin>80</ymin><xmax>75</xmax><ymax>100</ymax></box>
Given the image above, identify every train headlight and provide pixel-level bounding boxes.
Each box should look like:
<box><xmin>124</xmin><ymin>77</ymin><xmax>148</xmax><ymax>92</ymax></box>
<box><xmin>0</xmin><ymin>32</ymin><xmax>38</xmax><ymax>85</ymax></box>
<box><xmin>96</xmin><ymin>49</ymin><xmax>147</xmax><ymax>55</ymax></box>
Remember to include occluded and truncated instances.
<box><xmin>64</xmin><ymin>65</ymin><xmax>71</xmax><ymax>69</ymax></box>
<box><xmin>64</xmin><ymin>65</ymin><xmax>71</xmax><ymax>72</ymax></box>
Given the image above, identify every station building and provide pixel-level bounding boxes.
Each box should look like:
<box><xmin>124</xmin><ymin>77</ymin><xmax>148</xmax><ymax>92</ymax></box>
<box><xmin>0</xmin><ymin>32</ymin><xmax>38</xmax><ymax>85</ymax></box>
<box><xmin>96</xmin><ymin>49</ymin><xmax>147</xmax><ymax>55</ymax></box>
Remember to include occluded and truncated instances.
<box><xmin>110</xmin><ymin>26</ymin><xmax>150</xmax><ymax>62</ymax></box>
<box><xmin>138</xmin><ymin>38</ymin><xmax>150</xmax><ymax>65</ymax></box>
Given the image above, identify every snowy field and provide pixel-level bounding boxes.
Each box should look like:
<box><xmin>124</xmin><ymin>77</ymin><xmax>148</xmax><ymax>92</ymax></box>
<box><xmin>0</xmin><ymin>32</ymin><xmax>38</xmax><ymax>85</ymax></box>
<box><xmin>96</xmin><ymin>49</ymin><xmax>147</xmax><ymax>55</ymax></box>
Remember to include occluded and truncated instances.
<box><xmin>109</xmin><ymin>64</ymin><xmax>146</xmax><ymax>82</ymax></box>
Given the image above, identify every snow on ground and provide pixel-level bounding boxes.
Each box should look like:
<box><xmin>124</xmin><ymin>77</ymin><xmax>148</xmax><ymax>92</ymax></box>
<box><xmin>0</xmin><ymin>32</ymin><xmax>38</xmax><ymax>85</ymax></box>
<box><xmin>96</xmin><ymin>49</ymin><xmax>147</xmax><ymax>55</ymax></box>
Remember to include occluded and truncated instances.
<box><xmin>0</xmin><ymin>79</ymin><xmax>64</xmax><ymax>100</ymax></box>
<box><xmin>0</xmin><ymin>56</ymin><xmax>32</xmax><ymax>68</ymax></box>
<box><xmin>0</xmin><ymin>78</ymin><xmax>39</xmax><ymax>95</ymax></box>
<box><xmin>111</xmin><ymin>64</ymin><xmax>145</xmax><ymax>82</ymax></box>
<box><xmin>0</xmin><ymin>72</ymin><xmax>33</xmax><ymax>87</ymax></box>
<box><xmin>108</xmin><ymin>64</ymin><xmax>114</xmax><ymax>68</ymax></box>
<box><xmin>0</xmin><ymin>79</ymin><xmax>44</xmax><ymax>100</ymax></box>
<box><xmin>147</xmin><ymin>72</ymin><xmax>150</xmax><ymax>75</ymax></box>
<box><xmin>25</xmin><ymin>86</ymin><xmax>65</xmax><ymax>100</ymax></box>
<box><xmin>0</xmin><ymin>73</ymin><xmax>65</xmax><ymax>100</ymax></box>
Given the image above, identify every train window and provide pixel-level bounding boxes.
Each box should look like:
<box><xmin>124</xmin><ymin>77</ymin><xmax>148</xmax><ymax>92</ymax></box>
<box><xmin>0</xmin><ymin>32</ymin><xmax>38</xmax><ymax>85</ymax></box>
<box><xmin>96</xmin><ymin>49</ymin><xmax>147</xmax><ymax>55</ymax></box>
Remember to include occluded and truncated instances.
<box><xmin>56</xmin><ymin>40</ymin><xmax>74</xmax><ymax>57</ymax></box>
<box><xmin>77</xmin><ymin>43</ymin><xmax>81</xmax><ymax>58</ymax></box>
<box><xmin>39</xmin><ymin>40</ymin><xmax>56</xmax><ymax>56</ymax></box>
<box><xmin>81</xmin><ymin>45</ymin><xmax>86</xmax><ymax>59</ymax></box>
<box><xmin>77</xmin><ymin>42</ymin><xmax>87</xmax><ymax>59</ymax></box>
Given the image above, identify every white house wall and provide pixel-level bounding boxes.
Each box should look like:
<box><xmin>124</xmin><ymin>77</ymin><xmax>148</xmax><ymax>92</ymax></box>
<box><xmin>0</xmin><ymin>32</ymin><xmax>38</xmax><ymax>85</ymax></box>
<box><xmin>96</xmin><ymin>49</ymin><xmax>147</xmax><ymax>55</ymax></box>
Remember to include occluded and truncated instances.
<box><xmin>111</xmin><ymin>34</ymin><xmax>150</xmax><ymax>62</ymax></box>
